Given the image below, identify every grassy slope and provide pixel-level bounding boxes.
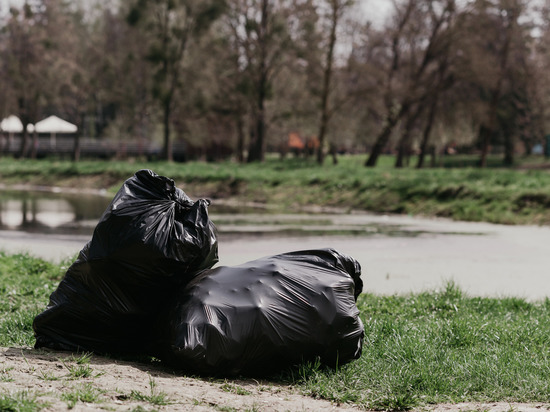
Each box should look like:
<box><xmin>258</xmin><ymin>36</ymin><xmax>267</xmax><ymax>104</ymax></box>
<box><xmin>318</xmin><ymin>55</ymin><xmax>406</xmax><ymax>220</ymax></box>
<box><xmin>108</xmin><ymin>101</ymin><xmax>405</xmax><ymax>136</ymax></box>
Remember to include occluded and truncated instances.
<box><xmin>2</xmin><ymin>253</ymin><xmax>550</xmax><ymax>410</ymax></box>
<box><xmin>2</xmin><ymin>155</ymin><xmax>550</xmax><ymax>225</ymax></box>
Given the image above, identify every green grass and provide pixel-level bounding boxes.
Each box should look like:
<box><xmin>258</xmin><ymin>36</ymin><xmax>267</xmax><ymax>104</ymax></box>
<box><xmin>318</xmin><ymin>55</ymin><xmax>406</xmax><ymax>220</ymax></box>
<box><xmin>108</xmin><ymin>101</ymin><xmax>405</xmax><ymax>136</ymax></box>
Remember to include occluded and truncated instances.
<box><xmin>286</xmin><ymin>282</ymin><xmax>550</xmax><ymax>410</ymax></box>
<box><xmin>129</xmin><ymin>376</ymin><xmax>171</xmax><ymax>406</ymax></box>
<box><xmin>0</xmin><ymin>367</ymin><xmax>14</xmax><ymax>382</ymax></box>
<box><xmin>2</xmin><ymin>155</ymin><xmax>550</xmax><ymax>224</ymax></box>
<box><xmin>220</xmin><ymin>381</ymin><xmax>252</xmax><ymax>396</ymax></box>
<box><xmin>64</xmin><ymin>364</ymin><xmax>93</xmax><ymax>379</ymax></box>
<box><xmin>0</xmin><ymin>251</ymin><xmax>65</xmax><ymax>347</ymax></box>
<box><xmin>61</xmin><ymin>383</ymin><xmax>103</xmax><ymax>409</ymax></box>
<box><xmin>0</xmin><ymin>390</ymin><xmax>45</xmax><ymax>412</ymax></box>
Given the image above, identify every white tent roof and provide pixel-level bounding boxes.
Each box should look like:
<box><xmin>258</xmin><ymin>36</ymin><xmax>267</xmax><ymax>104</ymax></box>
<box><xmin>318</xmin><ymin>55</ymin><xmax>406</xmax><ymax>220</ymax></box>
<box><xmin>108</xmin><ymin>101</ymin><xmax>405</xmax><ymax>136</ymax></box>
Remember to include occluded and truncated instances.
<box><xmin>34</xmin><ymin>115</ymin><xmax>77</xmax><ymax>133</ymax></box>
<box><xmin>0</xmin><ymin>115</ymin><xmax>23</xmax><ymax>133</ymax></box>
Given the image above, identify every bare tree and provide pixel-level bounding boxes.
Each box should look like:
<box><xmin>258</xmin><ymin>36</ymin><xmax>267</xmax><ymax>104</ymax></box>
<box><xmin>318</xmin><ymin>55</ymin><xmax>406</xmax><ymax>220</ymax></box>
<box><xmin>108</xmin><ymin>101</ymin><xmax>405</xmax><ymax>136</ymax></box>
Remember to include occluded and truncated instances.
<box><xmin>472</xmin><ymin>0</ymin><xmax>521</xmax><ymax>167</ymax></box>
<box><xmin>361</xmin><ymin>0</ymin><xmax>457</xmax><ymax>168</ymax></box>
<box><xmin>394</xmin><ymin>0</ymin><xmax>457</xmax><ymax>168</ymax></box>
<box><xmin>225</xmin><ymin>0</ymin><xmax>293</xmax><ymax>162</ymax></box>
<box><xmin>314</xmin><ymin>0</ymin><xmax>353</xmax><ymax>164</ymax></box>
<box><xmin>127</xmin><ymin>0</ymin><xmax>225</xmax><ymax>161</ymax></box>
<box><xmin>362</xmin><ymin>0</ymin><xmax>416</xmax><ymax>167</ymax></box>
<box><xmin>2</xmin><ymin>2</ymin><xmax>47</xmax><ymax>158</ymax></box>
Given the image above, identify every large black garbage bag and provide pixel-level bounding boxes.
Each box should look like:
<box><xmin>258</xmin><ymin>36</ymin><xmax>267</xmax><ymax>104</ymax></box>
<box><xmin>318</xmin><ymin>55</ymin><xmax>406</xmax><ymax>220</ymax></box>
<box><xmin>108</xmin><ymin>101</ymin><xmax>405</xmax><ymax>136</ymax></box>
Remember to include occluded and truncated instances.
<box><xmin>33</xmin><ymin>169</ymin><xmax>218</xmax><ymax>354</ymax></box>
<box><xmin>157</xmin><ymin>248</ymin><xmax>364</xmax><ymax>376</ymax></box>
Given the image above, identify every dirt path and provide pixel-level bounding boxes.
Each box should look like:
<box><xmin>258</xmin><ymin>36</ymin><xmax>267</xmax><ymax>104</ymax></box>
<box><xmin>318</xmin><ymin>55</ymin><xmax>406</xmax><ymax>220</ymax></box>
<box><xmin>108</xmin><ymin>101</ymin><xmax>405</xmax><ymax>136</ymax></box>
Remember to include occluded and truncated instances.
<box><xmin>1</xmin><ymin>347</ymin><xmax>358</xmax><ymax>411</ymax></box>
<box><xmin>2</xmin><ymin>347</ymin><xmax>549</xmax><ymax>411</ymax></box>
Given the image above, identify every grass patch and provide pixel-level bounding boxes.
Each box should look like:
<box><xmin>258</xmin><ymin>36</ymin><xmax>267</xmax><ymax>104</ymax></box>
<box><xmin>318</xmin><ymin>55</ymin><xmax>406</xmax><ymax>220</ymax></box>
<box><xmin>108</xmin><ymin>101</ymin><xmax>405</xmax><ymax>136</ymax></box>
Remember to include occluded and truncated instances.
<box><xmin>63</xmin><ymin>362</ymin><xmax>94</xmax><ymax>380</ymax></box>
<box><xmin>285</xmin><ymin>282</ymin><xmax>550</xmax><ymax>410</ymax></box>
<box><xmin>37</xmin><ymin>371</ymin><xmax>59</xmax><ymax>381</ymax></box>
<box><xmin>0</xmin><ymin>252</ymin><xmax>65</xmax><ymax>348</ymax></box>
<box><xmin>129</xmin><ymin>376</ymin><xmax>171</xmax><ymax>406</ymax></box>
<box><xmin>0</xmin><ymin>367</ymin><xmax>14</xmax><ymax>382</ymax></box>
<box><xmin>0</xmin><ymin>390</ymin><xmax>45</xmax><ymax>412</ymax></box>
<box><xmin>3</xmin><ymin>251</ymin><xmax>550</xmax><ymax>410</ymax></box>
<box><xmin>61</xmin><ymin>383</ymin><xmax>103</xmax><ymax>409</ymax></box>
<box><xmin>59</xmin><ymin>353</ymin><xmax>103</xmax><ymax>380</ymax></box>
<box><xmin>220</xmin><ymin>381</ymin><xmax>252</xmax><ymax>396</ymax></box>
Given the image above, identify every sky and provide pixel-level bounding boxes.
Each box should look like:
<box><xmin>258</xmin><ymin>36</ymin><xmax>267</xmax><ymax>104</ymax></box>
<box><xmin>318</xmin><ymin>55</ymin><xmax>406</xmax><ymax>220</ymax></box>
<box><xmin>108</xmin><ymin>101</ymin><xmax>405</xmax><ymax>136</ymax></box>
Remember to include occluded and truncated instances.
<box><xmin>0</xmin><ymin>0</ymin><xmax>18</xmax><ymax>14</ymax></box>
<box><xmin>359</xmin><ymin>0</ymin><xmax>393</xmax><ymax>25</ymax></box>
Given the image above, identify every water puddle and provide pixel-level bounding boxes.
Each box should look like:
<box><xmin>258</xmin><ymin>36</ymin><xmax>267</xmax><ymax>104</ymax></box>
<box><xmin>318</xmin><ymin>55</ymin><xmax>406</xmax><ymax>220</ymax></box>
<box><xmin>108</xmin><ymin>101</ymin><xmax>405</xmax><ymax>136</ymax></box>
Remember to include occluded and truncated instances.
<box><xmin>0</xmin><ymin>190</ymin><xmax>109</xmax><ymax>235</ymax></box>
<box><xmin>211</xmin><ymin>212</ymin><xmax>486</xmax><ymax>239</ymax></box>
<box><xmin>0</xmin><ymin>190</ymin><xmax>486</xmax><ymax>238</ymax></box>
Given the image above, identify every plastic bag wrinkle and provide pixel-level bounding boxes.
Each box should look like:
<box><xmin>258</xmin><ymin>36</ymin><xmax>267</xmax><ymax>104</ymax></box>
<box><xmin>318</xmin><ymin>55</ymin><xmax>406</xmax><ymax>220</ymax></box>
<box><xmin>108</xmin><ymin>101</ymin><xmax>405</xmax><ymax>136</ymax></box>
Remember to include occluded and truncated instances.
<box><xmin>157</xmin><ymin>248</ymin><xmax>364</xmax><ymax>376</ymax></box>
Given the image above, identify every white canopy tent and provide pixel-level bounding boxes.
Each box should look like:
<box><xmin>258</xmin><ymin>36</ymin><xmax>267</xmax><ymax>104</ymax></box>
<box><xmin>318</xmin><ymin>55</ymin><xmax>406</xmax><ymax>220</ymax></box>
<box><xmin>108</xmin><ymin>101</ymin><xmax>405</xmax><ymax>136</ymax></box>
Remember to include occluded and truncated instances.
<box><xmin>34</xmin><ymin>115</ymin><xmax>78</xmax><ymax>148</ymax></box>
<box><xmin>0</xmin><ymin>115</ymin><xmax>25</xmax><ymax>152</ymax></box>
<box><xmin>0</xmin><ymin>115</ymin><xmax>35</xmax><ymax>133</ymax></box>
<box><xmin>0</xmin><ymin>115</ymin><xmax>23</xmax><ymax>133</ymax></box>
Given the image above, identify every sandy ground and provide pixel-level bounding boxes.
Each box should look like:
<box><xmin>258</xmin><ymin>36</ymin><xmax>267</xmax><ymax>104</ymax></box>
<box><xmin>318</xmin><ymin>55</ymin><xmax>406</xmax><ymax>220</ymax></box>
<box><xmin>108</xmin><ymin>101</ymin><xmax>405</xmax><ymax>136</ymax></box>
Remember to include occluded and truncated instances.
<box><xmin>1</xmin><ymin>347</ymin><xmax>548</xmax><ymax>412</ymax></box>
<box><xmin>0</xmin><ymin>347</ymin><xmax>357</xmax><ymax>411</ymax></box>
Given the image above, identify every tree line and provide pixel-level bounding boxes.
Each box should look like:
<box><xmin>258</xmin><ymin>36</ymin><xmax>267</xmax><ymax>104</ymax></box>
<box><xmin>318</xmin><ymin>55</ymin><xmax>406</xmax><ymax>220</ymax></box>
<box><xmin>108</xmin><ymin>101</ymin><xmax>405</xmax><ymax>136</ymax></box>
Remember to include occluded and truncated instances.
<box><xmin>0</xmin><ymin>0</ymin><xmax>548</xmax><ymax>167</ymax></box>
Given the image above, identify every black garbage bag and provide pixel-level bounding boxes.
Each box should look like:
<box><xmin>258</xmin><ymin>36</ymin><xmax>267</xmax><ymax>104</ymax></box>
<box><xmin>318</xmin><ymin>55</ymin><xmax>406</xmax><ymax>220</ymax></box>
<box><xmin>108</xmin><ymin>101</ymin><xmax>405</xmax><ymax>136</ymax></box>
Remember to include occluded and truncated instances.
<box><xmin>157</xmin><ymin>248</ymin><xmax>364</xmax><ymax>376</ymax></box>
<box><xmin>33</xmin><ymin>169</ymin><xmax>218</xmax><ymax>354</ymax></box>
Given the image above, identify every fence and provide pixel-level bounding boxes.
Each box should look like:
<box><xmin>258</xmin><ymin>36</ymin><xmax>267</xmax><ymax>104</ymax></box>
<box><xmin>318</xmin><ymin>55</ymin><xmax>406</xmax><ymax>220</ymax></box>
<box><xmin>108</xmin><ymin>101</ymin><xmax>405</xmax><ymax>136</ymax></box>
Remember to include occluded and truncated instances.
<box><xmin>0</xmin><ymin>135</ymin><xmax>187</xmax><ymax>160</ymax></box>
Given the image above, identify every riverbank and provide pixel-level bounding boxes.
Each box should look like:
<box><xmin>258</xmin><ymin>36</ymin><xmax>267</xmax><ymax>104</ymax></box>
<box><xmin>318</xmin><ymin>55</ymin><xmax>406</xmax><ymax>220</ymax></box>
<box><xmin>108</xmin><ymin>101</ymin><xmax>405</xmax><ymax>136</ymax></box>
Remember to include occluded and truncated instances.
<box><xmin>2</xmin><ymin>156</ymin><xmax>550</xmax><ymax>225</ymax></box>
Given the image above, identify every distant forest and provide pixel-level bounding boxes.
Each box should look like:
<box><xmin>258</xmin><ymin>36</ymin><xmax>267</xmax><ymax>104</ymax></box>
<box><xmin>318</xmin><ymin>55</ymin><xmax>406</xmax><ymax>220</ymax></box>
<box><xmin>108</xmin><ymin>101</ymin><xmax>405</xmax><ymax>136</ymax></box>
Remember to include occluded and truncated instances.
<box><xmin>1</xmin><ymin>0</ymin><xmax>548</xmax><ymax>167</ymax></box>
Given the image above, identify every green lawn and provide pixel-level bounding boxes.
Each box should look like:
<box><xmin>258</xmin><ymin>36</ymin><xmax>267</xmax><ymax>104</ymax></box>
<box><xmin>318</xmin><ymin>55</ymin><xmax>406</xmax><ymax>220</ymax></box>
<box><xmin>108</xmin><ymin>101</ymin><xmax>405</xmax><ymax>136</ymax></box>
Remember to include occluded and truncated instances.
<box><xmin>2</xmin><ymin>252</ymin><xmax>550</xmax><ymax>410</ymax></box>
<box><xmin>291</xmin><ymin>283</ymin><xmax>550</xmax><ymax>410</ymax></box>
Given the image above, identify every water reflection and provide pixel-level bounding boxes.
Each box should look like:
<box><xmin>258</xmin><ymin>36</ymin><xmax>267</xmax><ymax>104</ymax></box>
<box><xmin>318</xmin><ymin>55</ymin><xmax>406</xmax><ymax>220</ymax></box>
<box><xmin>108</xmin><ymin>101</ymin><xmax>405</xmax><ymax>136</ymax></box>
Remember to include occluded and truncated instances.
<box><xmin>0</xmin><ymin>190</ymin><xmax>484</xmax><ymax>239</ymax></box>
<box><xmin>0</xmin><ymin>191</ymin><xmax>110</xmax><ymax>235</ymax></box>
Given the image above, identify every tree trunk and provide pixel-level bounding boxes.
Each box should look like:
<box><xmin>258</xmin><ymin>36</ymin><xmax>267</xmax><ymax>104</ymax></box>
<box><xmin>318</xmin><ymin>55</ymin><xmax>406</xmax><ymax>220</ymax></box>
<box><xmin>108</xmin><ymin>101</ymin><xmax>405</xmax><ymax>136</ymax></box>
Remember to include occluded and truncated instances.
<box><xmin>330</xmin><ymin>143</ymin><xmax>338</xmax><ymax>165</ymax></box>
<box><xmin>395</xmin><ymin>104</ymin><xmax>423</xmax><ymax>168</ymax></box>
<box><xmin>247</xmin><ymin>1</ymin><xmax>269</xmax><ymax>163</ymax></box>
<box><xmin>365</xmin><ymin>120</ymin><xmax>396</xmax><ymax>167</ymax></box>
<box><xmin>317</xmin><ymin>111</ymin><xmax>329</xmax><ymax>165</ymax></box>
<box><xmin>316</xmin><ymin>1</ymin><xmax>339</xmax><ymax>165</ymax></box>
<box><xmin>479</xmin><ymin>7</ymin><xmax>515</xmax><ymax>168</ymax></box>
<box><xmin>236</xmin><ymin>115</ymin><xmax>245</xmax><ymax>163</ymax></box>
<box><xmin>430</xmin><ymin>145</ymin><xmax>436</xmax><ymax>168</ymax></box>
<box><xmin>18</xmin><ymin>129</ymin><xmax>30</xmax><ymax>159</ymax></box>
<box><xmin>522</xmin><ymin>138</ymin><xmax>532</xmax><ymax>157</ymax></box>
<box><xmin>365</xmin><ymin>102</ymin><xmax>409</xmax><ymax>167</ymax></box>
<box><xmin>479</xmin><ymin>124</ymin><xmax>492</xmax><ymax>168</ymax></box>
<box><xmin>395</xmin><ymin>129</ymin><xmax>411</xmax><ymax>168</ymax></box>
<box><xmin>162</xmin><ymin>97</ymin><xmax>173</xmax><ymax>161</ymax></box>
<box><xmin>30</xmin><ymin>130</ymin><xmax>38</xmax><ymax>159</ymax></box>
<box><xmin>247</xmin><ymin>110</ymin><xmax>265</xmax><ymax>162</ymax></box>
<box><xmin>4</xmin><ymin>132</ymin><xmax>13</xmax><ymax>155</ymax></box>
<box><xmin>73</xmin><ymin>134</ymin><xmax>81</xmax><ymax>162</ymax></box>
<box><xmin>503</xmin><ymin>132</ymin><xmax>514</xmax><ymax>166</ymax></box>
<box><xmin>417</xmin><ymin>96</ymin><xmax>438</xmax><ymax>168</ymax></box>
